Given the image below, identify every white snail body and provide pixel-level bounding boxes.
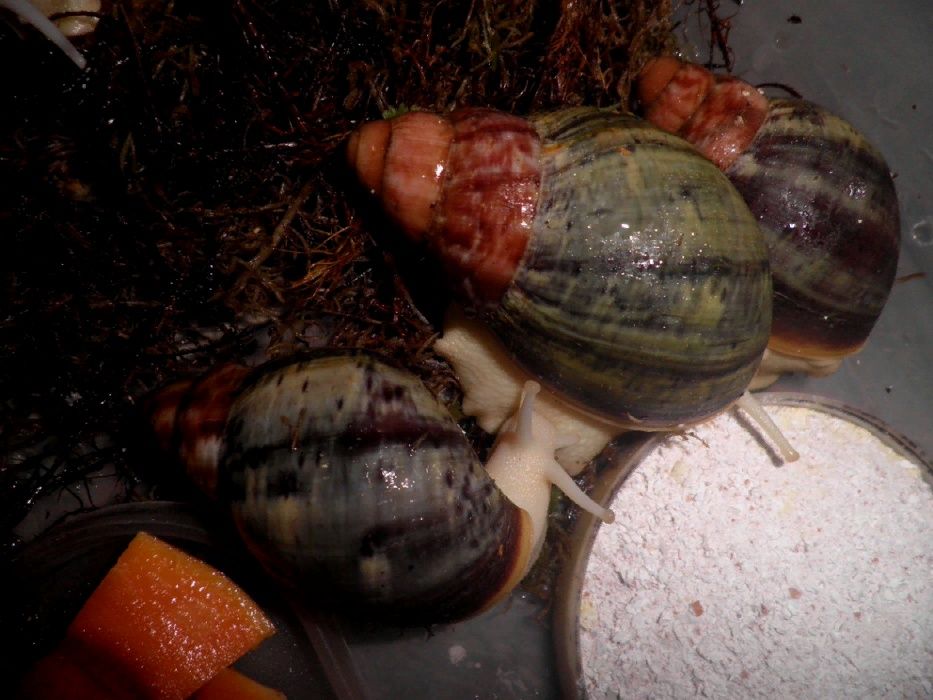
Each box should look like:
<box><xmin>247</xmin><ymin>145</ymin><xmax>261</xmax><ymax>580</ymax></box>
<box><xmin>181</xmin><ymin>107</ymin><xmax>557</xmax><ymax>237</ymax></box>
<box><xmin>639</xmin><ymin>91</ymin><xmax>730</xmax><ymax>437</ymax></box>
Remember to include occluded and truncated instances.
<box><xmin>434</xmin><ymin>305</ymin><xmax>622</xmax><ymax>475</ymax></box>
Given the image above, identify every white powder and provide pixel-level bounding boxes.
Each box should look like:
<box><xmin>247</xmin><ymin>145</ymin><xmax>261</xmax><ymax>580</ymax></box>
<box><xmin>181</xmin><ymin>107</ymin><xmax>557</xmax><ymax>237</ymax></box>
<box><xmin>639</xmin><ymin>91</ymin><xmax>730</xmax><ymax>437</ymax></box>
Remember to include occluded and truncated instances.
<box><xmin>448</xmin><ymin>644</ymin><xmax>468</xmax><ymax>665</ymax></box>
<box><xmin>578</xmin><ymin>406</ymin><xmax>933</xmax><ymax>699</ymax></box>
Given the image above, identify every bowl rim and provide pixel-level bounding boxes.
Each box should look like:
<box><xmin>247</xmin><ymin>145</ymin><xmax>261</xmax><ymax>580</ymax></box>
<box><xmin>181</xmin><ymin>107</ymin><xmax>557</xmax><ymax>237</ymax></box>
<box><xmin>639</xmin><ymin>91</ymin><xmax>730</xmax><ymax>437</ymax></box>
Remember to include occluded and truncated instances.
<box><xmin>552</xmin><ymin>391</ymin><xmax>933</xmax><ymax>699</ymax></box>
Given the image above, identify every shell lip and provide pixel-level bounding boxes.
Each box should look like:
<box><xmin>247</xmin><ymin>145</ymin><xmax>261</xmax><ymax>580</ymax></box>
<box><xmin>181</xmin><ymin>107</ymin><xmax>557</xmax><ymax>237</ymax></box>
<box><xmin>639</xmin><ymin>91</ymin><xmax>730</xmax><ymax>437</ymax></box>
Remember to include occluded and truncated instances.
<box><xmin>505</xmin><ymin>372</ymin><xmax>757</xmax><ymax>433</ymax></box>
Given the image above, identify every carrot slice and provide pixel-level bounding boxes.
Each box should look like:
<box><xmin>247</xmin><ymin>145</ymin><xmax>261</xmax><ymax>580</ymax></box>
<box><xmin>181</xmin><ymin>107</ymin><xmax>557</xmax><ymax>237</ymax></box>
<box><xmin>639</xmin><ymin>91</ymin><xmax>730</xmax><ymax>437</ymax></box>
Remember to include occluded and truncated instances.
<box><xmin>66</xmin><ymin>532</ymin><xmax>276</xmax><ymax>700</ymax></box>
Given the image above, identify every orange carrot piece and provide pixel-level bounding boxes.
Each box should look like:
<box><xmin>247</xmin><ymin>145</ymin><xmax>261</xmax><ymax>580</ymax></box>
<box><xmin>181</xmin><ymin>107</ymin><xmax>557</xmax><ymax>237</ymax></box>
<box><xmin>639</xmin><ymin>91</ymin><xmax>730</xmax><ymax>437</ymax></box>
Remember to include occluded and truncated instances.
<box><xmin>67</xmin><ymin>532</ymin><xmax>276</xmax><ymax>700</ymax></box>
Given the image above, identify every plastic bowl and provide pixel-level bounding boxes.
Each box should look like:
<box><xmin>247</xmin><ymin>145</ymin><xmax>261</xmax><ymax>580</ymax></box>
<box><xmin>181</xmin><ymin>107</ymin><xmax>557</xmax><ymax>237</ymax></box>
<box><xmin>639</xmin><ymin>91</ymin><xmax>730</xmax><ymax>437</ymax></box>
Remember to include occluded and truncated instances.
<box><xmin>553</xmin><ymin>393</ymin><xmax>933</xmax><ymax>699</ymax></box>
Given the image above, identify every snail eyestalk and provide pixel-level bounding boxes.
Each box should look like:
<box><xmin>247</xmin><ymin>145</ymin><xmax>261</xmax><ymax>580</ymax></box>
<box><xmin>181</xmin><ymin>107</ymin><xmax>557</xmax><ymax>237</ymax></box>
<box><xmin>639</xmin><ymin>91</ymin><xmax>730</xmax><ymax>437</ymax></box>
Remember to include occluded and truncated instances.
<box><xmin>734</xmin><ymin>391</ymin><xmax>800</xmax><ymax>463</ymax></box>
<box><xmin>544</xmin><ymin>460</ymin><xmax>616</xmax><ymax>525</ymax></box>
<box><xmin>486</xmin><ymin>380</ymin><xmax>616</xmax><ymax>570</ymax></box>
<box><xmin>517</xmin><ymin>380</ymin><xmax>539</xmax><ymax>443</ymax></box>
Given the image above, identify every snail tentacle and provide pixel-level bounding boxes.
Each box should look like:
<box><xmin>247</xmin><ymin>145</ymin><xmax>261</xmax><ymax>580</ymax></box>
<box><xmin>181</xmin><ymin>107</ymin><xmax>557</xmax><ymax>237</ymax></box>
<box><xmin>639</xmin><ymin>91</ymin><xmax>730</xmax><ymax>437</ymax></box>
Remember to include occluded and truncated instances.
<box><xmin>0</xmin><ymin>0</ymin><xmax>90</xmax><ymax>68</ymax></box>
<box><xmin>485</xmin><ymin>380</ymin><xmax>615</xmax><ymax>569</ymax></box>
<box><xmin>734</xmin><ymin>391</ymin><xmax>799</xmax><ymax>463</ymax></box>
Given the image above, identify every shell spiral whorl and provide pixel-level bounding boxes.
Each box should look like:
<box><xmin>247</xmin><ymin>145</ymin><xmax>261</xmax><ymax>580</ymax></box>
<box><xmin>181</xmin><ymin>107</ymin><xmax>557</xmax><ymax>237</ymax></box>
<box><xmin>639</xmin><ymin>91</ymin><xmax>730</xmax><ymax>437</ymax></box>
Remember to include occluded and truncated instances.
<box><xmin>638</xmin><ymin>57</ymin><xmax>900</xmax><ymax>363</ymax></box>
<box><xmin>349</xmin><ymin>106</ymin><xmax>772</xmax><ymax>429</ymax></box>
<box><xmin>347</xmin><ymin>108</ymin><xmax>541</xmax><ymax>307</ymax></box>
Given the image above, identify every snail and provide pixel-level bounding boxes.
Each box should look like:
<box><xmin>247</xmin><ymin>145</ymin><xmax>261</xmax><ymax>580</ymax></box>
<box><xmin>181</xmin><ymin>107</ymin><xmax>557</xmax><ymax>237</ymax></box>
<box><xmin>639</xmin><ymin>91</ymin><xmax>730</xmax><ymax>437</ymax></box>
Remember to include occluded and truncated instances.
<box><xmin>637</xmin><ymin>57</ymin><xmax>901</xmax><ymax>388</ymax></box>
<box><xmin>146</xmin><ymin>350</ymin><xmax>614</xmax><ymax>624</ymax></box>
<box><xmin>347</xmin><ymin>106</ymin><xmax>783</xmax><ymax>471</ymax></box>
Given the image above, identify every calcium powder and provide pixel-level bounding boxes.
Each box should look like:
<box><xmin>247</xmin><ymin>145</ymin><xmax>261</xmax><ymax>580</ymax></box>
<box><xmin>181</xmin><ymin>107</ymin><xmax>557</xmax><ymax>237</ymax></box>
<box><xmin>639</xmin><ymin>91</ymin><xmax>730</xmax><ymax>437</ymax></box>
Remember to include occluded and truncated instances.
<box><xmin>579</xmin><ymin>406</ymin><xmax>933</xmax><ymax>699</ymax></box>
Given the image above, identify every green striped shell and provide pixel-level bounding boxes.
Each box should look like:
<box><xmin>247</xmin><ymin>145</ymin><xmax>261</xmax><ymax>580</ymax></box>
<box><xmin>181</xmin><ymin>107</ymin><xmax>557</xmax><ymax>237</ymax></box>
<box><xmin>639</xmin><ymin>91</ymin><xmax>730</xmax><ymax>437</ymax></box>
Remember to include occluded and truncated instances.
<box><xmin>726</xmin><ymin>99</ymin><xmax>900</xmax><ymax>358</ymax></box>
<box><xmin>218</xmin><ymin>352</ymin><xmax>527</xmax><ymax>623</ymax></box>
<box><xmin>486</xmin><ymin>108</ymin><xmax>772</xmax><ymax>428</ymax></box>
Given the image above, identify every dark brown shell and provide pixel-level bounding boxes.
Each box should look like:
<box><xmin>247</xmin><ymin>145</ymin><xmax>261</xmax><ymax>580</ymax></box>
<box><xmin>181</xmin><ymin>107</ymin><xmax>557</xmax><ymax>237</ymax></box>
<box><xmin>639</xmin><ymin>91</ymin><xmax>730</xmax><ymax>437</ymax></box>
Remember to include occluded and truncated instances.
<box><xmin>725</xmin><ymin>99</ymin><xmax>900</xmax><ymax>358</ymax></box>
<box><xmin>638</xmin><ymin>58</ymin><xmax>900</xmax><ymax>360</ymax></box>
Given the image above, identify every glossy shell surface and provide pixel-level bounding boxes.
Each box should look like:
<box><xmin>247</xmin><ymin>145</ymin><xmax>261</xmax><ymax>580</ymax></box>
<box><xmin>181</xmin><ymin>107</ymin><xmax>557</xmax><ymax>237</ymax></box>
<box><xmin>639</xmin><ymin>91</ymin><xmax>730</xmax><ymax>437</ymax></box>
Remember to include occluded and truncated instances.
<box><xmin>725</xmin><ymin>99</ymin><xmax>900</xmax><ymax>358</ymax></box>
<box><xmin>485</xmin><ymin>108</ymin><xmax>772</xmax><ymax>428</ymax></box>
<box><xmin>218</xmin><ymin>353</ymin><xmax>527</xmax><ymax>623</ymax></box>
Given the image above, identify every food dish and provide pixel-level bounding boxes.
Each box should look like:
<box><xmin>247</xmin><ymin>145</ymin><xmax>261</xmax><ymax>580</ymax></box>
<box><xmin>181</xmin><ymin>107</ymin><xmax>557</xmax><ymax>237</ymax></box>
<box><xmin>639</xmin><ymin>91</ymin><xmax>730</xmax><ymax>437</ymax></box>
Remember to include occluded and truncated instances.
<box><xmin>553</xmin><ymin>393</ymin><xmax>933</xmax><ymax>698</ymax></box>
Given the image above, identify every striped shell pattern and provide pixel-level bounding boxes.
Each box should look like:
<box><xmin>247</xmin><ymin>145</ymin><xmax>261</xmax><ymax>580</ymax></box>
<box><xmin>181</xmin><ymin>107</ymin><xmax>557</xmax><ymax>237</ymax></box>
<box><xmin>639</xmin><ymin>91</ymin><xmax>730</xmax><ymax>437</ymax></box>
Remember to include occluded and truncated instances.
<box><xmin>348</xmin><ymin>106</ymin><xmax>773</xmax><ymax>430</ymax></box>
<box><xmin>638</xmin><ymin>58</ymin><xmax>900</xmax><ymax>362</ymax></box>
<box><xmin>150</xmin><ymin>352</ymin><xmax>532</xmax><ymax>624</ymax></box>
